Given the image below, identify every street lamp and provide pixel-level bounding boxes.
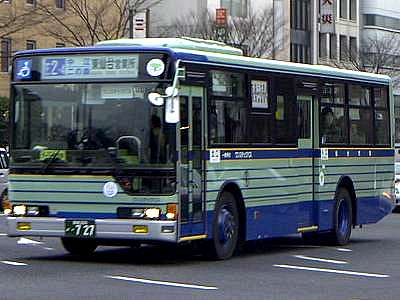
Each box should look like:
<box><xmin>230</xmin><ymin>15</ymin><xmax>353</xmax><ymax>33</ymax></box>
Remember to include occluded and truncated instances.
<box><xmin>128</xmin><ymin>0</ymin><xmax>134</xmax><ymax>38</ymax></box>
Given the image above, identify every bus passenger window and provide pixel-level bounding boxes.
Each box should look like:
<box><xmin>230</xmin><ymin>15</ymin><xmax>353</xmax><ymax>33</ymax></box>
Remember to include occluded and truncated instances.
<box><xmin>349</xmin><ymin>108</ymin><xmax>372</xmax><ymax>145</ymax></box>
<box><xmin>297</xmin><ymin>98</ymin><xmax>311</xmax><ymax>139</ymax></box>
<box><xmin>320</xmin><ymin>106</ymin><xmax>346</xmax><ymax>144</ymax></box>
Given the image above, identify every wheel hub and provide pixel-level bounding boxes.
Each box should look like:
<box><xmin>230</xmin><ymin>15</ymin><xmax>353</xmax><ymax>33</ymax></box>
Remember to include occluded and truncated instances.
<box><xmin>218</xmin><ymin>207</ymin><xmax>235</xmax><ymax>244</ymax></box>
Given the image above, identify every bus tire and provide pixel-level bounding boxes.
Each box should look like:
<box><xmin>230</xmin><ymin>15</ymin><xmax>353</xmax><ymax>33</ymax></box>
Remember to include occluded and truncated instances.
<box><xmin>206</xmin><ymin>191</ymin><xmax>239</xmax><ymax>260</ymax></box>
<box><xmin>61</xmin><ymin>237</ymin><xmax>97</xmax><ymax>256</ymax></box>
<box><xmin>326</xmin><ymin>188</ymin><xmax>352</xmax><ymax>245</ymax></box>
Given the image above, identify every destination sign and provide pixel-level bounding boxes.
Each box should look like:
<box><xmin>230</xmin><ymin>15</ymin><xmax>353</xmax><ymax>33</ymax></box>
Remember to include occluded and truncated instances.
<box><xmin>41</xmin><ymin>54</ymin><xmax>139</xmax><ymax>80</ymax></box>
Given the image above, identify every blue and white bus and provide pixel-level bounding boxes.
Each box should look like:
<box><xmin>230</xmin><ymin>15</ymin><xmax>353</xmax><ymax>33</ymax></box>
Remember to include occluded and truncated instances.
<box><xmin>6</xmin><ymin>38</ymin><xmax>395</xmax><ymax>259</ymax></box>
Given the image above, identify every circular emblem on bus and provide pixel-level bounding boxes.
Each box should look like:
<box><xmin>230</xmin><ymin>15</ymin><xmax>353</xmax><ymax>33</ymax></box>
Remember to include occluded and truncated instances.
<box><xmin>103</xmin><ymin>182</ymin><xmax>118</xmax><ymax>198</ymax></box>
<box><xmin>146</xmin><ymin>59</ymin><xmax>165</xmax><ymax>77</ymax></box>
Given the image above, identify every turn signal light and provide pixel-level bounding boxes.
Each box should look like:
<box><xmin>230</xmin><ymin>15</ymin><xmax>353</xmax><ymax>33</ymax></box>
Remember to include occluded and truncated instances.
<box><xmin>166</xmin><ymin>203</ymin><xmax>178</xmax><ymax>220</ymax></box>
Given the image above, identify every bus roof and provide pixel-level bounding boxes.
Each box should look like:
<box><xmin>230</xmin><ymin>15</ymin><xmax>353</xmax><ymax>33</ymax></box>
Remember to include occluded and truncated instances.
<box><xmin>15</xmin><ymin>37</ymin><xmax>391</xmax><ymax>85</ymax></box>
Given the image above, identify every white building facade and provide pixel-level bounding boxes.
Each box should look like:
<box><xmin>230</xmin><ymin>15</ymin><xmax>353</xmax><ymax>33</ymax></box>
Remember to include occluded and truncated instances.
<box><xmin>318</xmin><ymin>0</ymin><xmax>360</xmax><ymax>66</ymax></box>
<box><xmin>359</xmin><ymin>0</ymin><xmax>400</xmax><ymax>144</ymax></box>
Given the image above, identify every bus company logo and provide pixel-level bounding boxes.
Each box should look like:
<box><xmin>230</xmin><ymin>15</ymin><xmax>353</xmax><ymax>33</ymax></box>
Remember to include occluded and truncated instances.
<box><xmin>146</xmin><ymin>59</ymin><xmax>165</xmax><ymax>77</ymax></box>
<box><xmin>16</xmin><ymin>59</ymin><xmax>32</xmax><ymax>80</ymax></box>
<box><xmin>103</xmin><ymin>182</ymin><xmax>118</xmax><ymax>198</ymax></box>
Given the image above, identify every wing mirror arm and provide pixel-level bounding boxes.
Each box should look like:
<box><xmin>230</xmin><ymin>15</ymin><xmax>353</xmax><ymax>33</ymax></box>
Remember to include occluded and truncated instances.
<box><xmin>147</xmin><ymin>60</ymin><xmax>185</xmax><ymax>124</ymax></box>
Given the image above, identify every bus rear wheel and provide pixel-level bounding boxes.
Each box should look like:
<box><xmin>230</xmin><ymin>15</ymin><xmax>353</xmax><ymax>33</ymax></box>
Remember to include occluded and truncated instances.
<box><xmin>61</xmin><ymin>237</ymin><xmax>97</xmax><ymax>256</ymax></box>
<box><xmin>206</xmin><ymin>191</ymin><xmax>239</xmax><ymax>260</ymax></box>
<box><xmin>326</xmin><ymin>188</ymin><xmax>353</xmax><ymax>245</ymax></box>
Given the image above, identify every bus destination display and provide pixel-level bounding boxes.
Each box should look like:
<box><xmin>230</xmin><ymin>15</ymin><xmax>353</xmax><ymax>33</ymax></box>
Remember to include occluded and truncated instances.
<box><xmin>41</xmin><ymin>54</ymin><xmax>139</xmax><ymax>80</ymax></box>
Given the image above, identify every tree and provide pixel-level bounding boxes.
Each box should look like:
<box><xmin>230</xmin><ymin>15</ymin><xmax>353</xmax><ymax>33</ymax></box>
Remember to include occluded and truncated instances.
<box><xmin>0</xmin><ymin>0</ymin><xmax>47</xmax><ymax>38</ymax></box>
<box><xmin>335</xmin><ymin>32</ymin><xmax>400</xmax><ymax>88</ymax></box>
<box><xmin>156</xmin><ymin>7</ymin><xmax>286</xmax><ymax>58</ymax></box>
<box><xmin>36</xmin><ymin>0</ymin><xmax>162</xmax><ymax>46</ymax></box>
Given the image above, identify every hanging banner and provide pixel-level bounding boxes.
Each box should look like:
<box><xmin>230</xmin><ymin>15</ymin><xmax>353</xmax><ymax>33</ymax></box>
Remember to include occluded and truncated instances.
<box><xmin>320</xmin><ymin>0</ymin><xmax>336</xmax><ymax>33</ymax></box>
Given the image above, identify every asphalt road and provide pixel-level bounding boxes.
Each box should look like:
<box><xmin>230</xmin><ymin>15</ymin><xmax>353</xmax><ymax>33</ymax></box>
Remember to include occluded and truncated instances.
<box><xmin>0</xmin><ymin>214</ymin><xmax>400</xmax><ymax>300</ymax></box>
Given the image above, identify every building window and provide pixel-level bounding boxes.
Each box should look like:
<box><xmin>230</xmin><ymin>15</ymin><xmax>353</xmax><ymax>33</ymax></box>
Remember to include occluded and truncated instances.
<box><xmin>349</xmin><ymin>37</ymin><xmax>357</xmax><ymax>60</ymax></box>
<box><xmin>291</xmin><ymin>43</ymin><xmax>310</xmax><ymax>64</ymax></box>
<box><xmin>319</xmin><ymin>33</ymin><xmax>327</xmax><ymax>58</ymax></box>
<box><xmin>349</xmin><ymin>0</ymin><xmax>356</xmax><ymax>21</ymax></box>
<box><xmin>330</xmin><ymin>33</ymin><xmax>337</xmax><ymax>59</ymax></box>
<box><xmin>340</xmin><ymin>0</ymin><xmax>347</xmax><ymax>19</ymax></box>
<box><xmin>26</xmin><ymin>40</ymin><xmax>36</xmax><ymax>50</ymax></box>
<box><xmin>26</xmin><ymin>0</ymin><xmax>36</xmax><ymax>6</ymax></box>
<box><xmin>1</xmin><ymin>38</ymin><xmax>11</xmax><ymax>73</ymax></box>
<box><xmin>221</xmin><ymin>0</ymin><xmax>248</xmax><ymax>18</ymax></box>
<box><xmin>364</xmin><ymin>14</ymin><xmax>400</xmax><ymax>31</ymax></box>
<box><xmin>339</xmin><ymin>35</ymin><xmax>347</xmax><ymax>61</ymax></box>
<box><xmin>55</xmin><ymin>0</ymin><xmax>65</xmax><ymax>9</ymax></box>
<box><xmin>55</xmin><ymin>42</ymin><xmax>65</xmax><ymax>48</ymax></box>
<box><xmin>291</xmin><ymin>0</ymin><xmax>311</xmax><ymax>31</ymax></box>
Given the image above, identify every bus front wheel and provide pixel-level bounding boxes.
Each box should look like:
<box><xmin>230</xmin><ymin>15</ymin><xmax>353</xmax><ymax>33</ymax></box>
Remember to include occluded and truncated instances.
<box><xmin>327</xmin><ymin>188</ymin><xmax>353</xmax><ymax>245</ymax></box>
<box><xmin>61</xmin><ymin>237</ymin><xmax>97</xmax><ymax>256</ymax></box>
<box><xmin>207</xmin><ymin>191</ymin><xmax>239</xmax><ymax>260</ymax></box>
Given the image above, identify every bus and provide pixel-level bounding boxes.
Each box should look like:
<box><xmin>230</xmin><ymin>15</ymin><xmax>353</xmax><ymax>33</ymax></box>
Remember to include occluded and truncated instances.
<box><xmin>6</xmin><ymin>38</ymin><xmax>395</xmax><ymax>260</ymax></box>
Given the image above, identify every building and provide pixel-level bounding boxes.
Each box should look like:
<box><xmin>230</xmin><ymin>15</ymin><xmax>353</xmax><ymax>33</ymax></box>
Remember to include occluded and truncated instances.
<box><xmin>148</xmin><ymin>0</ymin><xmax>361</xmax><ymax>66</ymax></box>
<box><xmin>0</xmin><ymin>0</ymin><xmax>67</xmax><ymax>97</ymax></box>
<box><xmin>359</xmin><ymin>0</ymin><xmax>400</xmax><ymax>145</ymax></box>
<box><xmin>317</xmin><ymin>0</ymin><xmax>360</xmax><ymax>67</ymax></box>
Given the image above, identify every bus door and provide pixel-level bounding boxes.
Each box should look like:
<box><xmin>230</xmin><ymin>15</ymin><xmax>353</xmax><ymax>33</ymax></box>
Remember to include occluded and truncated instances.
<box><xmin>296</xmin><ymin>81</ymin><xmax>318</xmax><ymax>230</ymax></box>
<box><xmin>178</xmin><ymin>86</ymin><xmax>206</xmax><ymax>240</ymax></box>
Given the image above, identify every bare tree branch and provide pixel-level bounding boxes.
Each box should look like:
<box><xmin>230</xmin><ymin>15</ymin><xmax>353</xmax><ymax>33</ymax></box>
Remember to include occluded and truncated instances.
<box><xmin>333</xmin><ymin>32</ymin><xmax>400</xmax><ymax>89</ymax></box>
<box><xmin>155</xmin><ymin>8</ymin><xmax>286</xmax><ymax>58</ymax></box>
<box><xmin>0</xmin><ymin>1</ymin><xmax>49</xmax><ymax>38</ymax></box>
<box><xmin>36</xmin><ymin>0</ymin><xmax>162</xmax><ymax>46</ymax></box>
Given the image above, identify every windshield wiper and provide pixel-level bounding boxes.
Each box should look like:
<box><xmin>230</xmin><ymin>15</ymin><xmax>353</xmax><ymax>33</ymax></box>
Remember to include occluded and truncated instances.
<box><xmin>41</xmin><ymin>150</ymin><xmax>61</xmax><ymax>174</ymax></box>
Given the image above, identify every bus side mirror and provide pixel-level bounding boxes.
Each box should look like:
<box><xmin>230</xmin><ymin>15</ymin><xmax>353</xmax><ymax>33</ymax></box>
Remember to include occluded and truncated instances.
<box><xmin>164</xmin><ymin>65</ymin><xmax>184</xmax><ymax>124</ymax></box>
<box><xmin>165</xmin><ymin>96</ymin><xmax>179</xmax><ymax>124</ymax></box>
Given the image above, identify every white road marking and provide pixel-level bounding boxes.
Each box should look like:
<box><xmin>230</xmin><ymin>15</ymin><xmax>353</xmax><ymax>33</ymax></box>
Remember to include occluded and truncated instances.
<box><xmin>294</xmin><ymin>255</ymin><xmax>348</xmax><ymax>265</ymax></box>
<box><xmin>1</xmin><ymin>260</ymin><xmax>28</xmax><ymax>266</ymax></box>
<box><xmin>277</xmin><ymin>245</ymin><xmax>321</xmax><ymax>249</ymax></box>
<box><xmin>106</xmin><ymin>275</ymin><xmax>218</xmax><ymax>290</ymax></box>
<box><xmin>274</xmin><ymin>264</ymin><xmax>389</xmax><ymax>278</ymax></box>
<box><xmin>0</xmin><ymin>233</ymin><xmax>6</xmax><ymax>236</ymax></box>
<box><xmin>17</xmin><ymin>237</ymin><xmax>43</xmax><ymax>245</ymax></box>
<box><xmin>43</xmin><ymin>247</ymin><xmax>54</xmax><ymax>251</ymax></box>
<box><xmin>337</xmin><ymin>248</ymin><xmax>352</xmax><ymax>252</ymax></box>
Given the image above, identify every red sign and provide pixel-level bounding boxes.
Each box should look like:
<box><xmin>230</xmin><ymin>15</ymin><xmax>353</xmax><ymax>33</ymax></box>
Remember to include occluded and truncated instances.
<box><xmin>216</xmin><ymin>8</ymin><xmax>227</xmax><ymax>27</ymax></box>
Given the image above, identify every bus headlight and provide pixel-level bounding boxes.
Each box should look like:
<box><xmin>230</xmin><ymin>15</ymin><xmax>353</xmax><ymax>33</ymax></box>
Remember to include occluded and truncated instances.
<box><xmin>144</xmin><ymin>208</ymin><xmax>160</xmax><ymax>219</ymax></box>
<box><xmin>13</xmin><ymin>205</ymin><xmax>27</xmax><ymax>216</ymax></box>
<box><xmin>26</xmin><ymin>206</ymin><xmax>40</xmax><ymax>216</ymax></box>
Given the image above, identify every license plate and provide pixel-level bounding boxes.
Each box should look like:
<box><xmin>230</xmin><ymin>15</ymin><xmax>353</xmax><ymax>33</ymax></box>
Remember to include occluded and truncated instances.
<box><xmin>65</xmin><ymin>220</ymin><xmax>96</xmax><ymax>238</ymax></box>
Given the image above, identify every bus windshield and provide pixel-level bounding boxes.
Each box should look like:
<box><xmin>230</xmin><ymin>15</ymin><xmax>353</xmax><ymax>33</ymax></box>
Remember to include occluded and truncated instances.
<box><xmin>11</xmin><ymin>83</ymin><xmax>176</xmax><ymax>170</ymax></box>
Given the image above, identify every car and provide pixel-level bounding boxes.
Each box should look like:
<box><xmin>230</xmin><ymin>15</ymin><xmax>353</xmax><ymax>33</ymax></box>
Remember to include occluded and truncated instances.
<box><xmin>0</xmin><ymin>148</ymin><xmax>9</xmax><ymax>213</ymax></box>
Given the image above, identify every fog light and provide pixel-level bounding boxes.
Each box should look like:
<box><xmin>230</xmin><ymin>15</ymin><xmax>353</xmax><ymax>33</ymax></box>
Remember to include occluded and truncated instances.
<box><xmin>132</xmin><ymin>225</ymin><xmax>148</xmax><ymax>234</ymax></box>
<box><xmin>144</xmin><ymin>208</ymin><xmax>160</xmax><ymax>219</ymax></box>
<box><xmin>161</xmin><ymin>225</ymin><xmax>175</xmax><ymax>233</ymax></box>
<box><xmin>17</xmin><ymin>222</ymin><xmax>31</xmax><ymax>231</ymax></box>
<box><xmin>166</xmin><ymin>204</ymin><xmax>177</xmax><ymax>220</ymax></box>
<box><xmin>13</xmin><ymin>205</ymin><xmax>26</xmax><ymax>216</ymax></box>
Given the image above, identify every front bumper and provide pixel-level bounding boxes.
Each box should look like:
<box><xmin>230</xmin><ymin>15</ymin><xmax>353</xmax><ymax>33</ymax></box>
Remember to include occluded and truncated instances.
<box><xmin>6</xmin><ymin>217</ymin><xmax>177</xmax><ymax>243</ymax></box>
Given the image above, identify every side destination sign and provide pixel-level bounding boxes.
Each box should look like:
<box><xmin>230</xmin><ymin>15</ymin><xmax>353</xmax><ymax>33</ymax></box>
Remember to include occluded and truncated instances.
<box><xmin>41</xmin><ymin>54</ymin><xmax>139</xmax><ymax>80</ymax></box>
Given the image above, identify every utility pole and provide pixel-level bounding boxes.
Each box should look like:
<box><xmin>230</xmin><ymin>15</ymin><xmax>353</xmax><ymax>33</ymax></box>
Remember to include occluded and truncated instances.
<box><xmin>129</xmin><ymin>0</ymin><xmax>134</xmax><ymax>38</ymax></box>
